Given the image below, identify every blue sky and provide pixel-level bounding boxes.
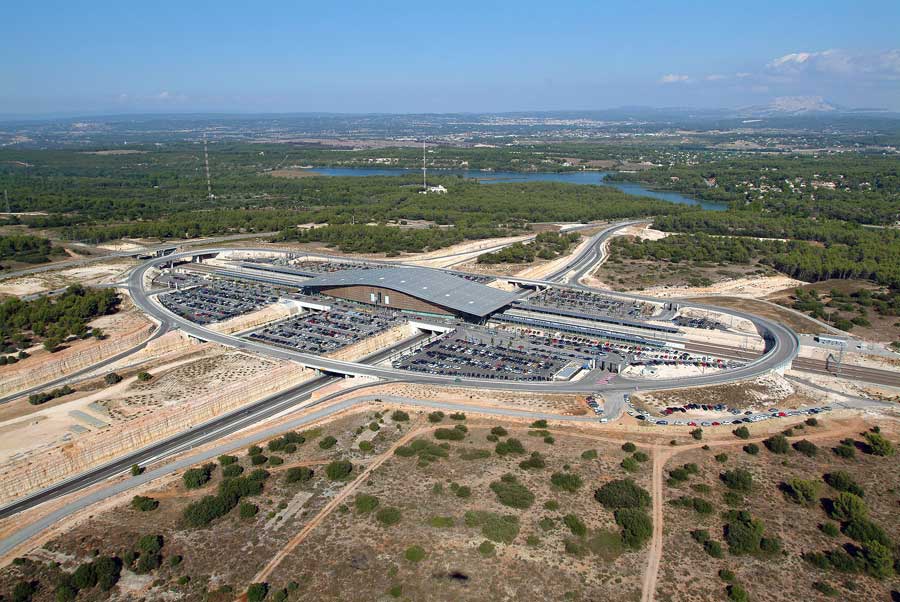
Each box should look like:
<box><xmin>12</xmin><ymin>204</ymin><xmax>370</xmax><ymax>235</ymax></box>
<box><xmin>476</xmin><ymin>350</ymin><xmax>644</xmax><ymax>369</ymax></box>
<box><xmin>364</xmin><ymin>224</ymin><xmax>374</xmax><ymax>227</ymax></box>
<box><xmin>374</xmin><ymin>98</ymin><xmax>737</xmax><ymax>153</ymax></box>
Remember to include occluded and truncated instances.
<box><xmin>4</xmin><ymin>0</ymin><xmax>900</xmax><ymax>115</ymax></box>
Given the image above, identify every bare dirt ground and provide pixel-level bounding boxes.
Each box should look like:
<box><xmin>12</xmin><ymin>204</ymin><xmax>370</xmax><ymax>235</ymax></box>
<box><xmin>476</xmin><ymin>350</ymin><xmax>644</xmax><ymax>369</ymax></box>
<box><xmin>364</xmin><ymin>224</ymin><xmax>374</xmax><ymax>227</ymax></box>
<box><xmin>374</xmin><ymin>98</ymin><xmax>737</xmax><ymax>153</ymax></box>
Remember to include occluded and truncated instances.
<box><xmin>633</xmin><ymin>373</ymin><xmax>807</xmax><ymax>413</ymax></box>
<box><xmin>0</xmin><ymin>259</ymin><xmax>137</xmax><ymax>296</ymax></box>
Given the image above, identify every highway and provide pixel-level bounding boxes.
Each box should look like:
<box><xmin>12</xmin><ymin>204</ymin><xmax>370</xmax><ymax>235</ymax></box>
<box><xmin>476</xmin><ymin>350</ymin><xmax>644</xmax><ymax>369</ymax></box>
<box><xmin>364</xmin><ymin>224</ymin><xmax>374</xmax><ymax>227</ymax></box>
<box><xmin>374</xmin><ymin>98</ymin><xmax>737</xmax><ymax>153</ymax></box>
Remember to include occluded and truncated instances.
<box><xmin>0</xmin><ymin>219</ymin><xmax>891</xmax><ymax>551</ymax></box>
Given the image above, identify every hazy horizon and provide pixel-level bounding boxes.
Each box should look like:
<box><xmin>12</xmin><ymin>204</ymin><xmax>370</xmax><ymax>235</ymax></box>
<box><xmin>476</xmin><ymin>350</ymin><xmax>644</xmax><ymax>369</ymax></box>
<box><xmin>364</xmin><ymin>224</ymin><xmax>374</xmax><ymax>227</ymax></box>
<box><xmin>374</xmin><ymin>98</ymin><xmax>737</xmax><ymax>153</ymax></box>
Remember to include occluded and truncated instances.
<box><xmin>4</xmin><ymin>1</ymin><xmax>900</xmax><ymax>116</ymax></box>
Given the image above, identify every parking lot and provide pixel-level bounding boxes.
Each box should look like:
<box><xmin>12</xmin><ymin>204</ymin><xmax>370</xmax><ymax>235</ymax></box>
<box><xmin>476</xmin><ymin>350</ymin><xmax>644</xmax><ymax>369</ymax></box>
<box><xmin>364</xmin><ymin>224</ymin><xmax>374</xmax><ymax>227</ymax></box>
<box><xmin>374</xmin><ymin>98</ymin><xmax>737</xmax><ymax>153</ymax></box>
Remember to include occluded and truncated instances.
<box><xmin>673</xmin><ymin>315</ymin><xmax>724</xmax><ymax>330</ymax></box>
<box><xmin>247</xmin><ymin>302</ymin><xmax>404</xmax><ymax>355</ymax></box>
<box><xmin>158</xmin><ymin>278</ymin><xmax>286</xmax><ymax>325</ymax></box>
<box><xmin>527</xmin><ymin>288</ymin><xmax>651</xmax><ymax>319</ymax></box>
<box><xmin>392</xmin><ymin>329</ymin><xmax>580</xmax><ymax>381</ymax></box>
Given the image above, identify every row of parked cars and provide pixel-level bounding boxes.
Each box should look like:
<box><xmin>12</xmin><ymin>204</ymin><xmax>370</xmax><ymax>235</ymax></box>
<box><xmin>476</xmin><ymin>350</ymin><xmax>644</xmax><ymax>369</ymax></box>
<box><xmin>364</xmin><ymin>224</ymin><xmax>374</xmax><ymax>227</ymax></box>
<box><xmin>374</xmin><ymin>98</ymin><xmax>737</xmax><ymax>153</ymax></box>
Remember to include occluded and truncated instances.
<box><xmin>626</xmin><ymin>400</ymin><xmax>834</xmax><ymax>427</ymax></box>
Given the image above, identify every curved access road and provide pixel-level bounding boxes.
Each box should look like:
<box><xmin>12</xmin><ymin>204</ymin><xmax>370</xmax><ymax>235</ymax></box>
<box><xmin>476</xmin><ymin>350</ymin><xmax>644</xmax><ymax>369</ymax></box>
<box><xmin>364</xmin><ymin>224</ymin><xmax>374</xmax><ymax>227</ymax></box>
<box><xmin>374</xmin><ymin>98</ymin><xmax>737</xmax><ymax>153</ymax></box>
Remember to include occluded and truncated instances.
<box><xmin>127</xmin><ymin>246</ymin><xmax>800</xmax><ymax>395</ymax></box>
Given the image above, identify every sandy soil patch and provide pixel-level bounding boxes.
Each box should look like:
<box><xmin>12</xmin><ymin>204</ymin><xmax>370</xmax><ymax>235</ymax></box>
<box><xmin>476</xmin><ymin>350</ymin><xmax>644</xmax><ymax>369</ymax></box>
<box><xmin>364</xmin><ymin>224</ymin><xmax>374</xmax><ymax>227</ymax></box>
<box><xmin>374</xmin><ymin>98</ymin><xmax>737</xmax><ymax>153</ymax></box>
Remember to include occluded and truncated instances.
<box><xmin>633</xmin><ymin>275</ymin><xmax>805</xmax><ymax>299</ymax></box>
<box><xmin>0</xmin><ymin>259</ymin><xmax>137</xmax><ymax>296</ymax></box>
<box><xmin>623</xmin><ymin>363</ymin><xmax>725</xmax><ymax>379</ymax></box>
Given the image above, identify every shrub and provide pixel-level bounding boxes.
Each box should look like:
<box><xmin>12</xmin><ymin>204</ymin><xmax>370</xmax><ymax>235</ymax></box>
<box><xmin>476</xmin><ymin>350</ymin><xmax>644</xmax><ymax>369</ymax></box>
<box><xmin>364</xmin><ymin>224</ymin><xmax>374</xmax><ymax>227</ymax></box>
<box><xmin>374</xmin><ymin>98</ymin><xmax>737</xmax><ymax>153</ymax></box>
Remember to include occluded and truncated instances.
<box><xmin>250</xmin><ymin>454</ymin><xmax>268</xmax><ymax>466</ymax></box>
<box><xmin>544</xmin><ymin>500</ymin><xmax>559</xmax><ymax>510</ymax></box>
<box><xmin>325</xmin><ymin>459</ymin><xmax>353</xmax><ymax>481</ymax></box>
<box><xmin>248</xmin><ymin>468</ymin><xmax>269</xmax><ymax>481</ymax></box>
<box><xmin>715</xmin><ymin>453</ymin><xmax>728</xmax><ymax>463</ymax></box>
<box><xmin>813</xmin><ymin>582</ymin><xmax>838</xmax><ymax>597</ymax></box>
<box><xmin>427</xmin><ymin>411</ymin><xmax>445</xmax><ymax>423</ymax></box>
<box><xmin>404</xmin><ymin>545</ymin><xmax>426</xmax><ymax>562</ymax></box>
<box><xmin>104</xmin><ymin>372</ymin><xmax>123</xmax><ymax>386</ymax></box>
<box><xmin>239</xmin><ymin>502</ymin><xmax>259</xmax><ymax>518</ymax></box>
<box><xmin>743</xmin><ymin>443</ymin><xmax>759</xmax><ymax>455</ymax></box>
<box><xmin>581</xmin><ymin>449</ymin><xmax>598</xmax><ymax>460</ymax></box>
<box><xmin>621</xmin><ymin>442</ymin><xmax>636</xmax><ymax>453</ymax></box>
<box><xmin>806</xmin><ymin>417</ymin><xmax>819</xmax><ymax>427</ymax></box>
<box><xmin>823</xmin><ymin>471</ymin><xmax>864</xmax><ymax>497</ymax></box>
<box><xmin>355</xmin><ymin>494</ymin><xmax>380</xmax><ymax>513</ymax></box>
<box><xmin>219</xmin><ymin>455</ymin><xmax>238</xmax><ymax>466</ymax></box>
<box><xmin>793</xmin><ymin>439</ymin><xmax>818</xmax><ymax>457</ymax></box>
<box><xmin>861</xmin><ymin>540</ymin><xmax>894</xmax><ymax>578</ymax></box>
<box><xmin>544</xmin><ymin>435</ymin><xmax>555</xmax><ymax>444</ymax></box>
<box><xmin>477</xmin><ymin>541</ymin><xmax>495</xmax><ymax>556</ymax></box>
<box><xmin>247</xmin><ymin>583</ymin><xmax>268</xmax><ymax>602</ymax></box>
<box><xmin>843</xmin><ymin>517</ymin><xmax>891</xmax><ymax>547</ymax></box>
<box><xmin>833</xmin><ymin>443</ymin><xmax>856</xmax><ymax>458</ymax></box>
<box><xmin>519</xmin><ymin>451</ymin><xmax>546</xmax><ymax>470</ymax></box>
<box><xmin>434</xmin><ymin>427</ymin><xmax>465</xmax><ymax>441</ymax></box>
<box><xmin>621</xmin><ymin>457</ymin><xmax>639</xmax><ymax>472</ymax></box>
<box><xmin>248</xmin><ymin>445</ymin><xmax>263</xmax><ymax>456</ymax></box>
<box><xmin>724</xmin><ymin>511</ymin><xmax>764</xmax><ymax>555</ymax></box>
<box><xmin>550</xmin><ymin>472</ymin><xmax>583</xmax><ymax>493</ymax></box>
<box><xmin>455</xmin><ymin>485</ymin><xmax>472</xmax><ymax>498</ymax></box>
<box><xmin>285</xmin><ymin>466</ymin><xmax>313</xmax><ymax>483</ymax></box>
<box><xmin>12</xmin><ymin>581</ymin><xmax>37</xmax><ymax>602</ymax></box>
<box><xmin>465</xmin><ymin>510</ymin><xmax>520</xmax><ymax>543</ymax></box>
<box><xmin>183</xmin><ymin>464</ymin><xmax>214</xmax><ymax>489</ymax></box>
<box><xmin>783</xmin><ymin>478</ymin><xmax>820</xmax><ymax>505</ymax></box>
<box><xmin>376</xmin><ymin>507</ymin><xmax>402</xmax><ymax>526</ymax></box>
<box><xmin>829</xmin><ymin>492</ymin><xmax>867</xmax><ymax>522</ymax></box>
<box><xmin>690</xmin><ymin>428</ymin><xmax>703</xmax><ymax>440</ymax></box>
<box><xmin>671</xmin><ymin>496</ymin><xmax>714</xmax><ymax>515</ymax></box>
<box><xmin>137</xmin><ymin>371</ymin><xmax>153</xmax><ymax>382</ymax></box>
<box><xmin>182</xmin><ymin>476</ymin><xmax>263</xmax><ymax>527</ymax></box>
<box><xmin>358</xmin><ymin>441</ymin><xmax>373</xmax><ymax>452</ymax></box>
<box><xmin>72</xmin><ymin>562</ymin><xmax>98</xmax><ymax>589</ymax></box>
<box><xmin>391</xmin><ymin>410</ymin><xmax>409</xmax><ymax>422</ymax></box>
<box><xmin>268</xmin><ymin>455</ymin><xmax>284</xmax><ymax>466</ymax></box>
<box><xmin>93</xmin><ymin>557</ymin><xmax>121</xmax><ymax>591</ymax></box>
<box><xmin>820</xmin><ymin>522</ymin><xmax>840</xmax><ymax>537</ymax></box>
<box><xmin>862</xmin><ymin>431</ymin><xmax>895</xmax><ymax>456</ymax></box>
<box><xmin>733</xmin><ymin>426</ymin><xmax>750</xmax><ymax>439</ymax></box>
<box><xmin>632</xmin><ymin>451</ymin><xmax>649</xmax><ymax>462</ymax></box>
<box><xmin>595</xmin><ymin>479</ymin><xmax>651</xmax><ymax>509</ymax></box>
<box><xmin>564</xmin><ymin>537</ymin><xmax>586</xmax><ymax>556</ymax></box>
<box><xmin>614</xmin><ymin>508</ymin><xmax>653</xmax><ymax>548</ymax></box>
<box><xmin>564</xmin><ymin>514</ymin><xmax>587</xmax><ymax>537</ymax></box>
<box><xmin>318</xmin><ymin>436</ymin><xmax>337</xmax><ymax>450</ymax></box>
<box><xmin>130</xmin><ymin>464</ymin><xmax>142</xmax><ymax>476</ymax></box>
<box><xmin>495</xmin><ymin>438</ymin><xmax>525</xmax><ymax>455</ymax></box>
<box><xmin>727</xmin><ymin>583</ymin><xmax>749</xmax><ymax>602</ymax></box>
<box><xmin>490</xmin><ymin>476</ymin><xmax>535</xmax><ymax>508</ymax></box>
<box><xmin>718</xmin><ymin>568</ymin><xmax>735</xmax><ymax>582</ymax></box>
<box><xmin>704</xmin><ymin>540</ymin><xmax>724</xmax><ymax>558</ymax></box>
<box><xmin>531</xmin><ymin>419</ymin><xmax>548</xmax><ymax>429</ymax></box>
<box><xmin>223</xmin><ymin>464</ymin><xmax>244</xmax><ymax>478</ymax></box>
<box><xmin>449</xmin><ymin>412</ymin><xmax>466</xmax><ymax>420</ymax></box>
<box><xmin>720</xmin><ymin>468</ymin><xmax>752</xmax><ymax>492</ymax></box>
<box><xmin>131</xmin><ymin>495</ymin><xmax>159</xmax><ymax>511</ymax></box>
<box><xmin>490</xmin><ymin>426</ymin><xmax>508</xmax><ymax>437</ymax></box>
<box><xmin>764</xmin><ymin>434</ymin><xmax>790</xmax><ymax>454</ymax></box>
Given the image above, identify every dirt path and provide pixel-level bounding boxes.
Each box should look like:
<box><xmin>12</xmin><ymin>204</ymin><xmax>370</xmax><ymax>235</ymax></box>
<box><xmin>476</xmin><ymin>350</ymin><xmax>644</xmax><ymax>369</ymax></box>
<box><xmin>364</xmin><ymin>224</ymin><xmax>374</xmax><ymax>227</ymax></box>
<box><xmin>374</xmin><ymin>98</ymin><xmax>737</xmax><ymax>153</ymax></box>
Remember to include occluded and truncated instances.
<box><xmin>240</xmin><ymin>425</ymin><xmax>429</xmax><ymax>598</ymax></box>
<box><xmin>636</xmin><ymin>420</ymin><xmax>864</xmax><ymax>602</ymax></box>
<box><xmin>641</xmin><ymin>446</ymin><xmax>670</xmax><ymax>602</ymax></box>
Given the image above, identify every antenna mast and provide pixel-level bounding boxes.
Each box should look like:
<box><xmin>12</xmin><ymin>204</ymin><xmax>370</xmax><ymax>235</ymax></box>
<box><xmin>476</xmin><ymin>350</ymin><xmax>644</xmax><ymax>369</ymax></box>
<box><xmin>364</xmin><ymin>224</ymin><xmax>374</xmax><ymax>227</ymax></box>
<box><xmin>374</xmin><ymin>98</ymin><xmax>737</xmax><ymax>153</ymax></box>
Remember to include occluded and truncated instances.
<box><xmin>422</xmin><ymin>140</ymin><xmax>427</xmax><ymax>192</ymax></box>
<box><xmin>203</xmin><ymin>133</ymin><xmax>213</xmax><ymax>201</ymax></box>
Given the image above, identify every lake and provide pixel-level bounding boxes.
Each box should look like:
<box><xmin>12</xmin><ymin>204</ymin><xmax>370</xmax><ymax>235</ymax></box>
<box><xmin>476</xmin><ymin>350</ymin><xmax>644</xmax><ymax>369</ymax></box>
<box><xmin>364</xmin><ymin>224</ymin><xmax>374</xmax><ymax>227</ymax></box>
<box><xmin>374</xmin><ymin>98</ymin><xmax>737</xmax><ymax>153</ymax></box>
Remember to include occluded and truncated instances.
<box><xmin>305</xmin><ymin>167</ymin><xmax>726</xmax><ymax>210</ymax></box>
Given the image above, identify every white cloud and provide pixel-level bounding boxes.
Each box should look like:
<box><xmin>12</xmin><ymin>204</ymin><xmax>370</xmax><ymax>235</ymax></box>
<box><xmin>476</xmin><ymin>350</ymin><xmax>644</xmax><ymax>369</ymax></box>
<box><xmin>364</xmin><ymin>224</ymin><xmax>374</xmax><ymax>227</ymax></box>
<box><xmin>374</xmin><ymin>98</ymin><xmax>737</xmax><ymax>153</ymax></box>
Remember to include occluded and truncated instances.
<box><xmin>659</xmin><ymin>74</ymin><xmax>690</xmax><ymax>84</ymax></box>
<box><xmin>704</xmin><ymin>74</ymin><xmax>726</xmax><ymax>81</ymax></box>
<box><xmin>767</xmin><ymin>49</ymin><xmax>900</xmax><ymax>79</ymax></box>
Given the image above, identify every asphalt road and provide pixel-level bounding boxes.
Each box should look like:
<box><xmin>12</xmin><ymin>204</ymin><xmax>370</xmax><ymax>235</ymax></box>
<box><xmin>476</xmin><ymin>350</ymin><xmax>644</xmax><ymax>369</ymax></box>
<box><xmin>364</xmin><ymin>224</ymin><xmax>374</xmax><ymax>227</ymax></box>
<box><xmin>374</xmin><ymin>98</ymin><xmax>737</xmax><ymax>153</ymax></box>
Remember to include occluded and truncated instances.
<box><xmin>127</xmin><ymin>242</ymin><xmax>800</xmax><ymax>395</ymax></box>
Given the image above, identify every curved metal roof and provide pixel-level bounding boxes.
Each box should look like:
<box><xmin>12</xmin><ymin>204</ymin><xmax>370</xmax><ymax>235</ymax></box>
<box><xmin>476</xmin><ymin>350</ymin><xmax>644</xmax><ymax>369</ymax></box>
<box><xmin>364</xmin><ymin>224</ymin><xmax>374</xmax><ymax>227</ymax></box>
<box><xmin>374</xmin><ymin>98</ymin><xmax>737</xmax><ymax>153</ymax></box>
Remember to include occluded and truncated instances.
<box><xmin>301</xmin><ymin>266</ymin><xmax>519</xmax><ymax>317</ymax></box>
